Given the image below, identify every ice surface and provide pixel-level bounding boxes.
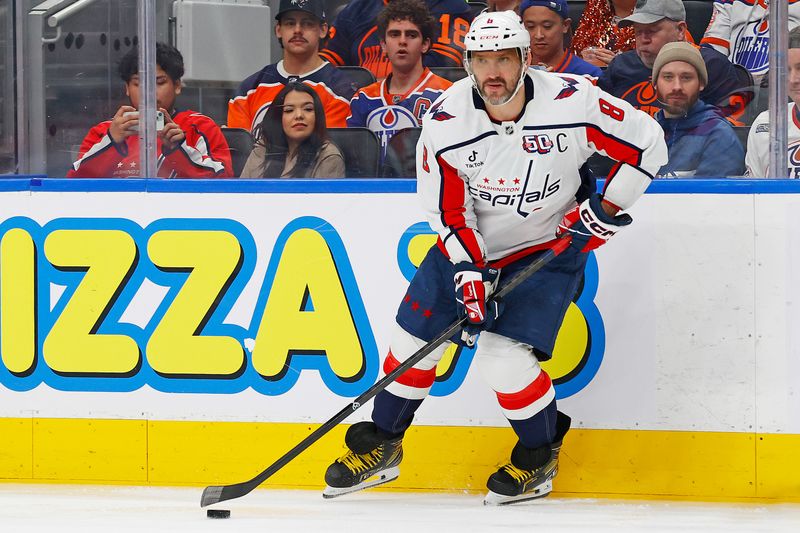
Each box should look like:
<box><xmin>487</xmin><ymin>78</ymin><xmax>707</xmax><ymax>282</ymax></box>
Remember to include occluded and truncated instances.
<box><xmin>0</xmin><ymin>484</ymin><xmax>798</xmax><ymax>532</ymax></box>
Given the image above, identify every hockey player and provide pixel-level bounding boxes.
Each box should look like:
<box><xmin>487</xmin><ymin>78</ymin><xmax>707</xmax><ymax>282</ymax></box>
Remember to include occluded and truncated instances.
<box><xmin>68</xmin><ymin>42</ymin><xmax>232</xmax><ymax>178</ymax></box>
<box><xmin>346</xmin><ymin>0</ymin><xmax>452</xmax><ymax>161</ymax></box>
<box><xmin>701</xmin><ymin>0</ymin><xmax>800</xmax><ymax>80</ymax></box>
<box><xmin>320</xmin><ymin>0</ymin><xmax>475</xmax><ymax>81</ymax></box>
<box><xmin>226</xmin><ymin>0</ymin><xmax>354</xmax><ymax>133</ymax></box>
<box><xmin>746</xmin><ymin>27</ymin><xmax>800</xmax><ymax>178</ymax></box>
<box><xmin>520</xmin><ymin>0</ymin><xmax>602</xmax><ymax>77</ymax></box>
<box><xmin>324</xmin><ymin>11</ymin><xmax>667</xmax><ymax>504</ymax></box>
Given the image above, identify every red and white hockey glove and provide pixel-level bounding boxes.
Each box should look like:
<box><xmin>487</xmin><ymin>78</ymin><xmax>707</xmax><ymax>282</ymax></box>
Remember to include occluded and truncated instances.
<box><xmin>454</xmin><ymin>263</ymin><xmax>502</xmax><ymax>346</ymax></box>
<box><xmin>557</xmin><ymin>193</ymin><xmax>632</xmax><ymax>252</ymax></box>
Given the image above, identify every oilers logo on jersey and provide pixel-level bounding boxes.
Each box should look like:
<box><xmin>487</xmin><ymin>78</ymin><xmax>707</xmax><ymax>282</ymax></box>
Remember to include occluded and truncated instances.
<box><xmin>366</xmin><ymin>106</ymin><xmax>424</xmax><ymax>154</ymax></box>
<box><xmin>732</xmin><ymin>19</ymin><xmax>770</xmax><ymax>76</ymax></box>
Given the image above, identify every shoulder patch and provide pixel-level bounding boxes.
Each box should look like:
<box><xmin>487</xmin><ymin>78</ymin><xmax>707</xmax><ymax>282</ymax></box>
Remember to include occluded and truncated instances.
<box><xmin>755</xmin><ymin>123</ymin><xmax>769</xmax><ymax>134</ymax></box>
<box><xmin>428</xmin><ymin>99</ymin><xmax>455</xmax><ymax>121</ymax></box>
<box><xmin>554</xmin><ymin>77</ymin><xmax>580</xmax><ymax>100</ymax></box>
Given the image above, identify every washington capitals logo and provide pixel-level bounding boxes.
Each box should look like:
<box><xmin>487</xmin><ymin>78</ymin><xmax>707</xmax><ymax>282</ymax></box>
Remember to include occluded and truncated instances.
<box><xmin>428</xmin><ymin>99</ymin><xmax>455</xmax><ymax>121</ymax></box>
<box><xmin>554</xmin><ymin>77</ymin><xmax>579</xmax><ymax>100</ymax></box>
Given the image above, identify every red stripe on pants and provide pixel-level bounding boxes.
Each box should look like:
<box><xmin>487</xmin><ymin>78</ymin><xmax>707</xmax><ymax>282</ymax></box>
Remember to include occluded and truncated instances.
<box><xmin>384</xmin><ymin>352</ymin><xmax>437</xmax><ymax>389</ymax></box>
<box><xmin>495</xmin><ymin>370</ymin><xmax>553</xmax><ymax>411</ymax></box>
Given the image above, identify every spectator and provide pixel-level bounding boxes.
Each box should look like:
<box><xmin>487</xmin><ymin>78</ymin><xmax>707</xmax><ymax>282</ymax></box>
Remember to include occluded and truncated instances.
<box><xmin>571</xmin><ymin>0</ymin><xmax>636</xmax><ymax>66</ymax></box>
<box><xmin>227</xmin><ymin>0</ymin><xmax>355</xmax><ymax>134</ymax></box>
<box><xmin>701</xmin><ymin>0</ymin><xmax>800</xmax><ymax>81</ymax></box>
<box><xmin>68</xmin><ymin>42</ymin><xmax>232</xmax><ymax>178</ymax></box>
<box><xmin>746</xmin><ymin>27</ymin><xmax>800</xmax><ymax>178</ymax></box>
<box><xmin>597</xmin><ymin>0</ymin><xmax>753</xmax><ymax>125</ymax></box>
<box><xmin>347</xmin><ymin>0</ymin><xmax>451</xmax><ymax>160</ymax></box>
<box><xmin>320</xmin><ymin>0</ymin><xmax>475</xmax><ymax>81</ymax></box>
<box><xmin>520</xmin><ymin>0</ymin><xmax>602</xmax><ymax>77</ymax></box>
<box><xmin>240</xmin><ymin>82</ymin><xmax>345</xmax><ymax>178</ymax></box>
<box><xmin>652</xmin><ymin>42</ymin><xmax>744</xmax><ymax>178</ymax></box>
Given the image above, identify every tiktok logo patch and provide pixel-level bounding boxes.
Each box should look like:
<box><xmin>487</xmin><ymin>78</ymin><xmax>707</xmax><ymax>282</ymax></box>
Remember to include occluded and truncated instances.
<box><xmin>457</xmin><ymin>146</ymin><xmax>486</xmax><ymax>169</ymax></box>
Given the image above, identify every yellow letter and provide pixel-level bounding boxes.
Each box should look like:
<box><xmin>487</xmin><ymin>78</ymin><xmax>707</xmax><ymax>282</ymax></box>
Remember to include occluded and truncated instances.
<box><xmin>252</xmin><ymin>228</ymin><xmax>364</xmax><ymax>381</ymax></box>
<box><xmin>146</xmin><ymin>230</ymin><xmax>244</xmax><ymax>376</ymax></box>
<box><xmin>43</xmin><ymin>230</ymin><xmax>139</xmax><ymax>375</ymax></box>
<box><xmin>1</xmin><ymin>229</ymin><xmax>37</xmax><ymax>375</ymax></box>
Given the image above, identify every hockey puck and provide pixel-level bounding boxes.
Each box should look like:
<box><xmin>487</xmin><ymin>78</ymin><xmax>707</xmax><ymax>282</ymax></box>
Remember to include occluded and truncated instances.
<box><xmin>206</xmin><ymin>509</ymin><xmax>231</xmax><ymax>519</ymax></box>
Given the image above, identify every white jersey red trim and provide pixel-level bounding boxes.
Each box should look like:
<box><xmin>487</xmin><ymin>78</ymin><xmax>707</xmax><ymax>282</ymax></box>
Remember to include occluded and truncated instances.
<box><xmin>416</xmin><ymin>70</ymin><xmax>667</xmax><ymax>264</ymax></box>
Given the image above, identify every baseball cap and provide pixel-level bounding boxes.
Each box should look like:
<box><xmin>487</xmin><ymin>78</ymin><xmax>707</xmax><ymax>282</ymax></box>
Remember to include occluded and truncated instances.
<box><xmin>275</xmin><ymin>0</ymin><xmax>326</xmax><ymax>22</ymax></box>
<box><xmin>519</xmin><ymin>0</ymin><xmax>569</xmax><ymax>19</ymax></box>
<box><xmin>652</xmin><ymin>41</ymin><xmax>708</xmax><ymax>85</ymax></box>
<box><xmin>618</xmin><ymin>0</ymin><xmax>686</xmax><ymax>28</ymax></box>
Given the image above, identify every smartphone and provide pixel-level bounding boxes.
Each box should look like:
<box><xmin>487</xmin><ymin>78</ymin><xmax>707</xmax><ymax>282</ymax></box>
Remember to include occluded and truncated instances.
<box><xmin>123</xmin><ymin>110</ymin><xmax>165</xmax><ymax>131</ymax></box>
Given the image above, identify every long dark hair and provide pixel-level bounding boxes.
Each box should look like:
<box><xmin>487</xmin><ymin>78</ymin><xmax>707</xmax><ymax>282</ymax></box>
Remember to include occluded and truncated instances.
<box><xmin>255</xmin><ymin>82</ymin><xmax>329</xmax><ymax>178</ymax></box>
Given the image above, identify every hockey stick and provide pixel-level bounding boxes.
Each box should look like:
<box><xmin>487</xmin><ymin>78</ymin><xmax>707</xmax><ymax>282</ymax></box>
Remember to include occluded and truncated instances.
<box><xmin>200</xmin><ymin>236</ymin><xmax>571</xmax><ymax>507</ymax></box>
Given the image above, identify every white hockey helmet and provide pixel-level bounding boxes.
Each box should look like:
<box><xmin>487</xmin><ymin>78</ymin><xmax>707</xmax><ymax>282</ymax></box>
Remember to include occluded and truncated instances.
<box><xmin>463</xmin><ymin>10</ymin><xmax>531</xmax><ymax>105</ymax></box>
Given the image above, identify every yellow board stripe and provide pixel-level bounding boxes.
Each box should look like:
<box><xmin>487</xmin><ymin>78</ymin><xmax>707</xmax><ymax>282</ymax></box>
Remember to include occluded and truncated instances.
<box><xmin>1</xmin><ymin>418</ymin><xmax>798</xmax><ymax>501</ymax></box>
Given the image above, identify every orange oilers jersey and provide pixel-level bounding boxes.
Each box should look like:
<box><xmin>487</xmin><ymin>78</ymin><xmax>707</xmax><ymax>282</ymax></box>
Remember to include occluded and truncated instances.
<box><xmin>320</xmin><ymin>0</ymin><xmax>474</xmax><ymax>80</ymax></box>
<box><xmin>227</xmin><ymin>61</ymin><xmax>356</xmax><ymax>133</ymax></box>
<box><xmin>67</xmin><ymin>109</ymin><xmax>232</xmax><ymax>178</ymax></box>
<box><xmin>347</xmin><ymin>69</ymin><xmax>451</xmax><ymax>159</ymax></box>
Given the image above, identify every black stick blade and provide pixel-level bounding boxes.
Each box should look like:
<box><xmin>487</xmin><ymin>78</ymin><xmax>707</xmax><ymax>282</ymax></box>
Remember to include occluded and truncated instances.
<box><xmin>201</xmin><ymin>484</ymin><xmax>245</xmax><ymax>508</ymax></box>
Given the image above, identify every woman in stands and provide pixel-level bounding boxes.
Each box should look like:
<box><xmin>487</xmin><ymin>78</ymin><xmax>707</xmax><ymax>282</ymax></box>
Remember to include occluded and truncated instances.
<box><xmin>240</xmin><ymin>82</ymin><xmax>345</xmax><ymax>178</ymax></box>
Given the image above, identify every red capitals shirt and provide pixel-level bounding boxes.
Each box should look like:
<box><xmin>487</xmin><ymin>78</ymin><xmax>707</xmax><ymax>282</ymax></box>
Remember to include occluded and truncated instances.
<box><xmin>67</xmin><ymin>109</ymin><xmax>233</xmax><ymax>178</ymax></box>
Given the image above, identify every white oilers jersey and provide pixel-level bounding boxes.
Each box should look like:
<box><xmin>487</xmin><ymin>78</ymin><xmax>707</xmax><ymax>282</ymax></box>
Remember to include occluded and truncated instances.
<box><xmin>416</xmin><ymin>70</ymin><xmax>667</xmax><ymax>264</ymax></box>
<box><xmin>746</xmin><ymin>104</ymin><xmax>800</xmax><ymax>178</ymax></box>
<box><xmin>701</xmin><ymin>0</ymin><xmax>800</xmax><ymax>77</ymax></box>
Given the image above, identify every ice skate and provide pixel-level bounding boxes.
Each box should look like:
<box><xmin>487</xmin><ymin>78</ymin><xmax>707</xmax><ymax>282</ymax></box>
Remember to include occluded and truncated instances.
<box><xmin>323</xmin><ymin>421</ymin><xmax>403</xmax><ymax>499</ymax></box>
<box><xmin>484</xmin><ymin>412</ymin><xmax>571</xmax><ymax>506</ymax></box>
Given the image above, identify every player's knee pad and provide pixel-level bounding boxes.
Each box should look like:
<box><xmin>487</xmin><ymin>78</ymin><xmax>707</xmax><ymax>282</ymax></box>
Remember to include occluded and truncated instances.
<box><xmin>383</xmin><ymin>323</ymin><xmax>449</xmax><ymax>400</ymax></box>
<box><xmin>386</xmin><ymin>323</ymin><xmax>449</xmax><ymax>371</ymax></box>
<box><xmin>474</xmin><ymin>332</ymin><xmax>555</xmax><ymax>420</ymax></box>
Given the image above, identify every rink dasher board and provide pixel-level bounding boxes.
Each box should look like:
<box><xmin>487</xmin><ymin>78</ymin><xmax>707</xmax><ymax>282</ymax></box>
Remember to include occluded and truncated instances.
<box><xmin>0</xmin><ymin>178</ymin><xmax>797</xmax><ymax>499</ymax></box>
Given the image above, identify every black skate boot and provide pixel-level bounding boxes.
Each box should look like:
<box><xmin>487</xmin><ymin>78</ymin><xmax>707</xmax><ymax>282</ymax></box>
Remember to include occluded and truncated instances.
<box><xmin>484</xmin><ymin>411</ymin><xmax>571</xmax><ymax>505</ymax></box>
<box><xmin>323</xmin><ymin>421</ymin><xmax>403</xmax><ymax>499</ymax></box>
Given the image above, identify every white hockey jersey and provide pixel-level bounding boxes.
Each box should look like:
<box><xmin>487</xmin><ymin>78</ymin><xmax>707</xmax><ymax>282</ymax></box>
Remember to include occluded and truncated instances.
<box><xmin>745</xmin><ymin>103</ymin><xmax>800</xmax><ymax>178</ymax></box>
<box><xmin>416</xmin><ymin>71</ymin><xmax>668</xmax><ymax>265</ymax></box>
<box><xmin>701</xmin><ymin>0</ymin><xmax>800</xmax><ymax>77</ymax></box>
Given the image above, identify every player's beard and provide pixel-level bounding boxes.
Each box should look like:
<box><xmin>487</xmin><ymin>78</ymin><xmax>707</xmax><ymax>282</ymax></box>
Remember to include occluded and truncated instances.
<box><xmin>480</xmin><ymin>74</ymin><xmax>519</xmax><ymax>106</ymax></box>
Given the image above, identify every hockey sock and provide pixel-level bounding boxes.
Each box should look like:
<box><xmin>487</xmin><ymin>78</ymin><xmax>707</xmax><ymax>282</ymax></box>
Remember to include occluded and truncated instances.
<box><xmin>507</xmin><ymin>398</ymin><xmax>558</xmax><ymax>450</ymax></box>
<box><xmin>372</xmin><ymin>390</ymin><xmax>420</xmax><ymax>438</ymax></box>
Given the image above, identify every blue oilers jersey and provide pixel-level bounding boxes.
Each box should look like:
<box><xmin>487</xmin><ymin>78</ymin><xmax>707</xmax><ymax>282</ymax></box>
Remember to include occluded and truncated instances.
<box><xmin>347</xmin><ymin>69</ymin><xmax>451</xmax><ymax>160</ymax></box>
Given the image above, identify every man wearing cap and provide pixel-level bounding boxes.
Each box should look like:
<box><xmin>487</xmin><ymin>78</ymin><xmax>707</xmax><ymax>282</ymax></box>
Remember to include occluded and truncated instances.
<box><xmin>521</xmin><ymin>0</ymin><xmax>601</xmax><ymax>77</ymax></box>
<box><xmin>652</xmin><ymin>42</ymin><xmax>745</xmax><ymax>177</ymax></box>
<box><xmin>227</xmin><ymin>0</ymin><xmax>355</xmax><ymax>133</ymax></box>
<box><xmin>596</xmin><ymin>0</ymin><xmax>753</xmax><ymax>125</ymax></box>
